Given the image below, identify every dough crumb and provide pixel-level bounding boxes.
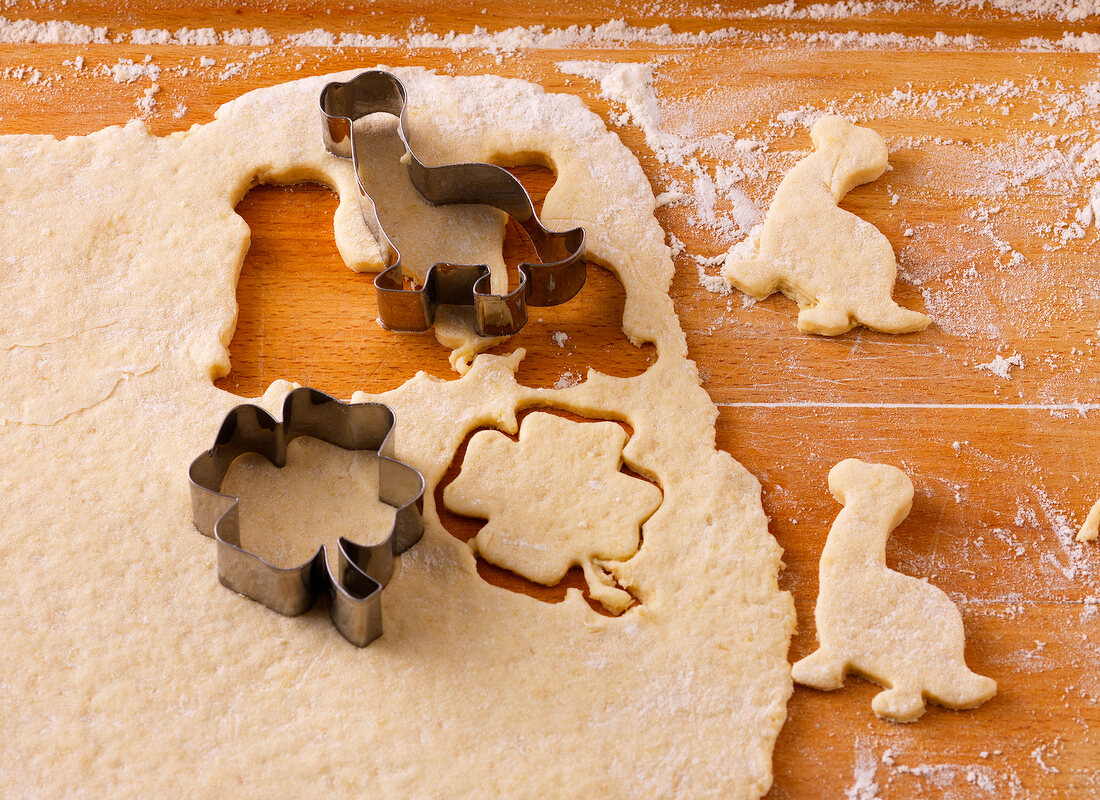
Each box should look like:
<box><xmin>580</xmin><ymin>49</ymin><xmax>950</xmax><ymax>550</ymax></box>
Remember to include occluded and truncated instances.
<box><xmin>1077</xmin><ymin>498</ymin><xmax>1100</xmax><ymax>542</ymax></box>
<box><xmin>137</xmin><ymin>84</ymin><xmax>159</xmax><ymax>115</ymax></box>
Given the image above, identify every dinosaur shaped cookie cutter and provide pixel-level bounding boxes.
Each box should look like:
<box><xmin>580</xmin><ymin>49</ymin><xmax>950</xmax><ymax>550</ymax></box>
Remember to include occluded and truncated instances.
<box><xmin>188</xmin><ymin>387</ymin><xmax>425</xmax><ymax>647</ymax></box>
<box><xmin>320</xmin><ymin>69</ymin><xmax>587</xmax><ymax>337</ymax></box>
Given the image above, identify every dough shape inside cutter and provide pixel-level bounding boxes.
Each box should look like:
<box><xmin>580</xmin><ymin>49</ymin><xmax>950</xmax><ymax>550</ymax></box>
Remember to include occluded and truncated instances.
<box><xmin>319</xmin><ymin>69</ymin><xmax>587</xmax><ymax>338</ymax></box>
<box><xmin>188</xmin><ymin>387</ymin><xmax>425</xmax><ymax>647</ymax></box>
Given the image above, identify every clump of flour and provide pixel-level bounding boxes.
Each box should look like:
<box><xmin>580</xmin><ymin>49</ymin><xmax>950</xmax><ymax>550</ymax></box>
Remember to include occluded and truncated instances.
<box><xmin>977</xmin><ymin>352</ymin><xmax>1025</xmax><ymax>379</ymax></box>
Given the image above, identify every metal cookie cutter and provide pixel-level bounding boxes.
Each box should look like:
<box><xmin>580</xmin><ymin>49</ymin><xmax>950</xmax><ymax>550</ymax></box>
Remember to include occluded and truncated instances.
<box><xmin>188</xmin><ymin>387</ymin><xmax>425</xmax><ymax>647</ymax></box>
<box><xmin>319</xmin><ymin>69</ymin><xmax>587</xmax><ymax>338</ymax></box>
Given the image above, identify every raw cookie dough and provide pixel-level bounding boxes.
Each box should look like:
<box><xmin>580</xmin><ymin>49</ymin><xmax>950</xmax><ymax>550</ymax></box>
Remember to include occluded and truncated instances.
<box><xmin>443</xmin><ymin>411</ymin><xmax>663</xmax><ymax>614</ymax></box>
<box><xmin>0</xmin><ymin>70</ymin><xmax>794</xmax><ymax>798</ymax></box>
<box><xmin>723</xmin><ymin>115</ymin><xmax>930</xmax><ymax>336</ymax></box>
<box><xmin>1078</xmin><ymin>498</ymin><xmax>1100</xmax><ymax>542</ymax></box>
<box><xmin>792</xmin><ymin>459</ymin><xmax>995</xmax><ymax>722</ymax></box>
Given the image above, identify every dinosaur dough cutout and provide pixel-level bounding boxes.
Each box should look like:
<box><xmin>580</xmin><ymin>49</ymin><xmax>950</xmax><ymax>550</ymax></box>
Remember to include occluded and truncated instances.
<box><xmin>723</xmin><ymin>115</ymin><xmax>930</xmax><ymax>336</ymax></box>
<box><xmin>1078</xmin><ymin>498</ymin><xmax>1100</xmax><ymax>542</ymax></box>
<box><xmin>443</xmin><ymin>412</ymin><xmax>662</xmax><ymax>613</ymax></box>
<box><xmin>792</xmin><ymin>458</ymin><xmax>995</xmax><ymax>722</ymax></box>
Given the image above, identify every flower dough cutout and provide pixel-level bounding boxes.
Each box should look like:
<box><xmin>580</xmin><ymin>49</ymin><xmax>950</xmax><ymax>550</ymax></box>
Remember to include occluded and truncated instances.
<box><xmin>443</xmin><ymin>412</ymin><xmax>662</xmax><ymax>614</ymax></box>
<box><xmin>723</xmin><ymin>115</ymin><xmax>929</xmax><ymax>336</ymax></box>
<box><xmin>792</xmin><ymin>458</ymin><xmax>996</xmax><ymax>722</ymax></box>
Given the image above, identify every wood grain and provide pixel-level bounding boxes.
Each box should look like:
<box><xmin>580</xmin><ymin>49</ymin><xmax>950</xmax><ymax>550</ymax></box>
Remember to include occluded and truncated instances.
<box><xmin>3</xmin><ymin>2</ymin><xmax>1099</xmax><ymax>797</ymax></box>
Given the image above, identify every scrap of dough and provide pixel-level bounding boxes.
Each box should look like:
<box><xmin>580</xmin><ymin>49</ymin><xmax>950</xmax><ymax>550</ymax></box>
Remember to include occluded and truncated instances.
<box><xmin>1078</xmin><ymin>498</ymin><xmax>1100</xmax><ymax>542</ymax></box>
<box><xmin>0</xmin><ymin>70</ymin><xmax>793</xmax><ymax>798</ymax></box>
<box><xmin>443</xmin><ymin>412</ymin><xmax>662</xmax><ymax>614</ymax></box>
<box><xmin>792</xmin><ymin>458</ymin><xmax>996</xmax><ymax>723</ymax></box>
<box><xmin>722</xmin><ymin>115</ymin><xmax>930</xmax><ymax>336</ymax></box>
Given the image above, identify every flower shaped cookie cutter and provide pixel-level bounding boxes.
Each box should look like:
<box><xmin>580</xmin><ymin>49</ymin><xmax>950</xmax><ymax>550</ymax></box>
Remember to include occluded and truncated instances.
<box><xmin>319</xmin><ymin>69</ymin><xmax>587</xmax><ymax>337</ymax></box>
<box><xmin>188</xmin><ymin>387</ymin><xmax>425</xmax><ymax>647</ymax></box>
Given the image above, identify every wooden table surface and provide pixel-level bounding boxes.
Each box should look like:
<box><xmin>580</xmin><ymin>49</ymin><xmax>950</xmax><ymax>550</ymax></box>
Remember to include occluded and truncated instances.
<box><xmin>4</xmin><ymin>2</ymin><xmax>1098</xmax><ymax>797</ymax></box>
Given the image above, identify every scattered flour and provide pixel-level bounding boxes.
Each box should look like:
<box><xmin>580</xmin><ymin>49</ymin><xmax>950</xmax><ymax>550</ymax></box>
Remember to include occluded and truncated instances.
<box><xmin>0</xmin><ymin>16</ymin><xmax>107</xmax><ymax>44</ymax></box>
<box><xmin>656</xmin><ymin>0</ymin><xmax>1097</xmax><ymax>20</ymax></box>
<box><xmin>553</xmin><ymin>370</ymin><xmax>582</xmax><ymax>389</ymax></box>
<box><xmin>938</xmin><ymin>0</ymin><xmax>1100</xmax><ymax>21</ymax></box>
<box><xmin>1023</xmin><ymin>31</ymin><xmax>1100</xmax><ymax>51</ymax></box>
<box><xmin>1030</xmin><ymin>742</ymin><xmax>1061</xmax><ymax>774</ymax></box>
<box><xmin>0</xmin><ymin>10</ymin><xmax>1098</xmax><ymax>54</ymax></box>
<box><xmin>1084</xmin><ymin>596</ymin><xmax>1100</xmax><ymax>619</ymax></box>
<box><xmin>131</xmin><ymin>27</ymin><xmax>270</xmax><ymax>47</ymax></box>
<box><xmin>223</xmin><ymin>28</ymin><xmax>274</xmax><ymax>47</ymax></box>
<box><xmin>288</xmin><ymin>28</ymin><xmax>337</xmax><ymax>48</ymax></box>
<box><xmin>287</xmin><ymin>20</ymin><xmax>987</xmax><ymax>53</ymax></box>
<box><xmin>0</xmin><ymin>15</ymin><xmax>1007</xmax><ymax>54</ymax></box>
<box><xmin>131</xmin><ymin>27</ymin><xmax>218</xmax><ymax>46</ymax></box>
<box><xmin>1</xmin><ymin>65</ymin><xmax>43</xmax><ymax>85</ymax></box>
<box><xmin>1031</xmin><ymin>487</ymin><xmax>1094</xmax><ymax>581</ymax></box>
<box><xmin>967</xmin><ymin>768</ymin><xmax>999</xmax><ymax>792</ymax></box>
<box><xmin>557</xmin><ymin>61</ymin><xmax>691</xmax><ymax>165</ymax></box>
<box><xmin>888</xmin><ymin>759</ymin><xmax>1019</xmax><ymax>795</ymax></box>
<box><xmin>846</xmin><ymin>741</ymin><xmax>881</xmax><ymax>800</ymax></box>
<box><xmin>557</xmin><ymin>60</ymin><xmax>760</xmax><ymax>240</ymax></box>
<box><xmin>737</xmin><ymin>1</ymin><xmax>914</xmax><ymax>19</ymax></box>
<box><xmin>977</xmin><ymin>352</ymin><xmax>1024</xmax><ymax>379</ymax></box>
<box><xmin>108</xmin><ymin>56</ymin><xmax>161</xmax><ymax>85</ymax></box>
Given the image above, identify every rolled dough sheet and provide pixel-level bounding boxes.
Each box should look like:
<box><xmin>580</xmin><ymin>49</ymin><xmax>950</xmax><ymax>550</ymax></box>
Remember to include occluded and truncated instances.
<box><xmin>0</xmin><ymin>69</ymin><xmax>793</xmax><ymax>798</ymax></box>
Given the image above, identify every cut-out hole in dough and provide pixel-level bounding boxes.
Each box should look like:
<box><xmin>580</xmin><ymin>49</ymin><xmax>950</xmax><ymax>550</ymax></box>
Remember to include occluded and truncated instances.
<box><xmin>493</xmin><ymin>165</ymin><xmax>657</xmax><ymax>386</ymax></box>
<box><xmin>437</xmin><ymin>408</ymin><xmax>662</xmax><ymax>617</ymax></box>
<box><xmin>217</xmin><ymin>182</ymin><xmax>457</xmax><ymax>397</ymax></box>
<box><xmin>218</xmin><ymin>179</ymin><xmax>655</xmax><ymax>398</ymax></box>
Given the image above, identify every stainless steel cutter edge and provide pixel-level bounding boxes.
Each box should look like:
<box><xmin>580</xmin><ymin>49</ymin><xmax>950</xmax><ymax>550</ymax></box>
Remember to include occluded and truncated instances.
<box><xmin>319</xmin><ymin>69</ymin><xmax>587</xmax><ymax>338</ymax></box>
<box><xmin>188</xmin><ymin>387</ymin><xmax>425</xmax><ymax>647</ymax></box>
